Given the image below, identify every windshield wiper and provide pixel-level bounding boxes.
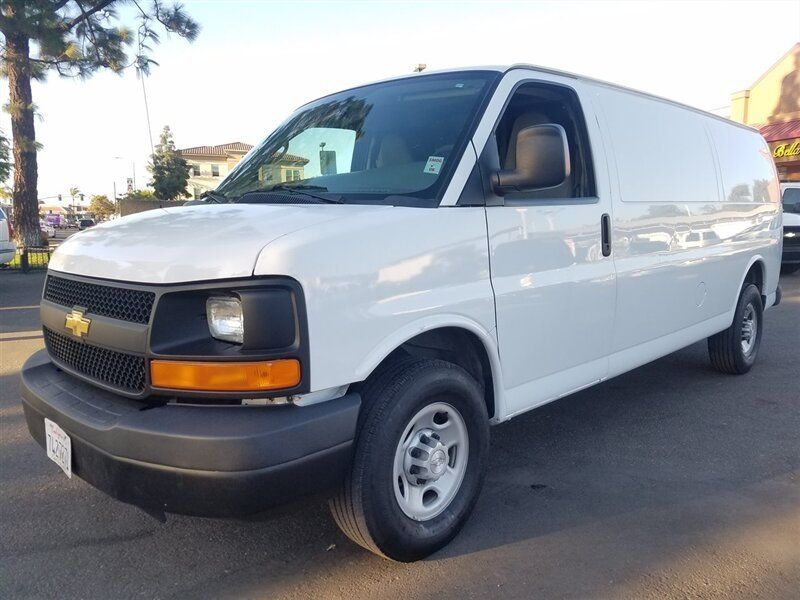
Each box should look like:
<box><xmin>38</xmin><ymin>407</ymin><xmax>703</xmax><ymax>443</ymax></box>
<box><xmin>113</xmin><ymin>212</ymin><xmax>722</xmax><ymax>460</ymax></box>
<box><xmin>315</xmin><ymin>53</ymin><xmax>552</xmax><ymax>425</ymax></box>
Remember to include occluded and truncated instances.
<box><xmin>200</xmin><ymin>190</ymin><xmax>229</xmax><ymax>203</ymax></box>
<box><xmin>256</xmin><ymin>184</ymin><xmax>343</xmax><ymax>204</ymax></box>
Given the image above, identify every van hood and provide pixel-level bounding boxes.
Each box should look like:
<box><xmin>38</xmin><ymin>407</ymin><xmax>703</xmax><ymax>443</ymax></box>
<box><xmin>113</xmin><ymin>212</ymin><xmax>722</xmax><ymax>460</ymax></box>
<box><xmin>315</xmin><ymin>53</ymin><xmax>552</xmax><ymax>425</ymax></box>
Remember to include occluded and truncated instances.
<box><xmin>49</xmin><ymin>203</ymin><xmax>377</xmax><ymax>284</ymax></box>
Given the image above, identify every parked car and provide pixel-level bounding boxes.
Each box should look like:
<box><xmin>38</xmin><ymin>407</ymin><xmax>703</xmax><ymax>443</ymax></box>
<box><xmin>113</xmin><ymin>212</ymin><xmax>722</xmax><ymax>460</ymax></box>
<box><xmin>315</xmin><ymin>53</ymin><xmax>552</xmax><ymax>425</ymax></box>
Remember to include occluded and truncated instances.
<box><xmin>0</xmin><ymin>206</ymin><xmax>15</xmax><ymax>265</ymax></box>
<box><xmin>39</xmin><ymin>220</ymin><xmax>56</xmax><ymax>239</ymax></box>
<box><xmin>21</xmin><ymin>66</ymin><xmax>783</xmax><ymax>562</ymax></box>
<box><xmin>78</xmin><ymin>218</ymin><xmax>95</xmax><ymax>230</ymax></box>
<box><xmin>780</xmin><ymin>183</ymin><xmax>800</xmax><ymax>273</ymax></box>
<box><xmin>44</xmin><ymin>214</ymin><xmax>64</xmax><ymax>229</ymax></box>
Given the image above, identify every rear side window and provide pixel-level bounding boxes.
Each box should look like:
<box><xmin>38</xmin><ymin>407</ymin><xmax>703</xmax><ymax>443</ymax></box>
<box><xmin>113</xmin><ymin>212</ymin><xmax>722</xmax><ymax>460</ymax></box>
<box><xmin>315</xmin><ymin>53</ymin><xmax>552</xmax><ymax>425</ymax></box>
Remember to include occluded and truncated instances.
<box><xmin>0</xmin><ymin>207</ymin><xmax>6</xmax><ymax>220</ymax></box>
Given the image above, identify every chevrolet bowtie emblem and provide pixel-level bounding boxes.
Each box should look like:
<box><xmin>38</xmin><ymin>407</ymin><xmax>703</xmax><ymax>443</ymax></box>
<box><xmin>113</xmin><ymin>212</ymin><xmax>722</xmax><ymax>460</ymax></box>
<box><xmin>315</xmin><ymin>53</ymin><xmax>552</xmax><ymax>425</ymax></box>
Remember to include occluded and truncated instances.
<box><xmin>65</xmin><ymin>308</ymin><xmax>91</xmax><ymax>339</ymax></box>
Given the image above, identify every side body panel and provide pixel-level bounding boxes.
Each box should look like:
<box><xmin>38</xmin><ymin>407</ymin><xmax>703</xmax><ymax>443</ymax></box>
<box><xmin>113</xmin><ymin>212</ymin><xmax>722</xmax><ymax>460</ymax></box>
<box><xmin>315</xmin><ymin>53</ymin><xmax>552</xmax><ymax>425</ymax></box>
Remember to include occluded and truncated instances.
<box><xmin>590</xmin><ymin>81</ymin><xmax>782</xmax><ymax>379</ymax></box>
<box><xmin>253</xmin><ymin>206</ymin><xmax>501</xmax><ymax>412</ymax></box>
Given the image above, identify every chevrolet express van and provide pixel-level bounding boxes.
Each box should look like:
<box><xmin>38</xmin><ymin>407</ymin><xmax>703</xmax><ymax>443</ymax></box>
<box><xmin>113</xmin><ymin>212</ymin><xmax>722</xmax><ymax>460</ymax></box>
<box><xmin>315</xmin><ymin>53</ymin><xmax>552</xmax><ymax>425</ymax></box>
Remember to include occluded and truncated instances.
<box><xmin>781</xmin><ymin>183</ymin><xmax>800</xmax><ymax>272</ymax></box>
<box><xmin>21</xmin><ymin>66</ymin><xmax>783</xmax><ymax>561</ymax></box>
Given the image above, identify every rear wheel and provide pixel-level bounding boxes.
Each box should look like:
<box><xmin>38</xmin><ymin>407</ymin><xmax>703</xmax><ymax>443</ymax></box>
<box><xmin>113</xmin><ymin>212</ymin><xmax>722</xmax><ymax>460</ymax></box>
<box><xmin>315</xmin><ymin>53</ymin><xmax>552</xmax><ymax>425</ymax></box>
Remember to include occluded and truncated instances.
<box><xmin>708</xmin><ymin>283</ymin><xmax>763</xmax><ymax>374</ymax></box>
<box><xmin>330</xmin><ymin>358</ymin><xmax>489</xmax><ymax>561</ymax></box>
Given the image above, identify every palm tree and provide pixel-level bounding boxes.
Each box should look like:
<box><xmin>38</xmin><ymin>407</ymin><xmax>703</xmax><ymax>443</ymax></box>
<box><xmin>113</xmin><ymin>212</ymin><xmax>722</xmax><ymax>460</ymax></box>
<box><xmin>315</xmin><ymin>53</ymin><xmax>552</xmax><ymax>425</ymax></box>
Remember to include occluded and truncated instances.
<box><xmin>69</xmin><ymin>187</ymin><xmax>80</xmax><ymax>216</ymax></box>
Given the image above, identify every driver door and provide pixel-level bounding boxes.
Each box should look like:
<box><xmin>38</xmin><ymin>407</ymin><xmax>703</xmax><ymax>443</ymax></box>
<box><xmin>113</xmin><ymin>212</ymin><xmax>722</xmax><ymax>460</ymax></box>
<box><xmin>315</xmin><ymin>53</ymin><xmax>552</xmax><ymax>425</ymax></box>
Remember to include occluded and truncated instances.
<box><xmin>477</xmin><ymin>75</ymin><xmax>617</xmax><ymax>416</ymax></box>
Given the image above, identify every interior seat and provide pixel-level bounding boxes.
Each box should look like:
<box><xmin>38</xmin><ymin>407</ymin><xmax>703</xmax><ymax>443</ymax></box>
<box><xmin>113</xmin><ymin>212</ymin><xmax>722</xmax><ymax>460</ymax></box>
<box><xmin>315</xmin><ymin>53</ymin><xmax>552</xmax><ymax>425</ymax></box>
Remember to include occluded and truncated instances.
<box><xmin>376</xmin><ymin>134</ymin><xmax>413</xmax><ymax>168</ymax></box>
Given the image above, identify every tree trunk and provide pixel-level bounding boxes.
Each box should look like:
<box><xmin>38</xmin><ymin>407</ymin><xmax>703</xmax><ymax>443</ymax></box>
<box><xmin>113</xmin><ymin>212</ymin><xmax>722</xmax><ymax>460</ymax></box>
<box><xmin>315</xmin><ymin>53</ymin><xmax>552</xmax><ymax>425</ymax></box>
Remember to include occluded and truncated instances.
<box><xmin>6</xmin><ymin>31</ymin><xmax>41</xmax><ymax>248</ymax></box>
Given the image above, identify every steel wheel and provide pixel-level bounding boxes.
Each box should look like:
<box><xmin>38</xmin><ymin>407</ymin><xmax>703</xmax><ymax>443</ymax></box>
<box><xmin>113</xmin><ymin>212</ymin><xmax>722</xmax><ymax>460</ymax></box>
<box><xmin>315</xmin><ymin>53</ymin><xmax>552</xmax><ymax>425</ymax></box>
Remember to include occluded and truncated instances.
<box><xmin>392</xmin><ymin>402</ymin><xmax>469</xmax><ymax>522</ymax></box>
<box><xmin>740</xmin><ymin>303</ymin><xmax>757</xmax><ymax>355</ymax></box>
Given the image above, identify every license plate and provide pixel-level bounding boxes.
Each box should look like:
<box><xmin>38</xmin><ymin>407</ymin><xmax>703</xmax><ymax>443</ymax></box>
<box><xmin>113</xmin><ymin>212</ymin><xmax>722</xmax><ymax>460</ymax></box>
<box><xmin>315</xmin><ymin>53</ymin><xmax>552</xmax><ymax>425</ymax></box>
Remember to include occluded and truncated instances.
<box><xmin>44</xmin><ymin>418</ymin><xmax>72</xmax><ymax>478</ymax></box>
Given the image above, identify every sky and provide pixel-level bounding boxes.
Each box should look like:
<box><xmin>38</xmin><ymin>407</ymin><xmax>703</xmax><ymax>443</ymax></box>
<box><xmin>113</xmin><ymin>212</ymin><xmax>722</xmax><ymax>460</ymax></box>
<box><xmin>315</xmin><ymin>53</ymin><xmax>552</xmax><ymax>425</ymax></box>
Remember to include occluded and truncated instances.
<box><xmin>1</xmin><ymin>0</ymin><xmax>799</xmax><ymax>205</ymax></box>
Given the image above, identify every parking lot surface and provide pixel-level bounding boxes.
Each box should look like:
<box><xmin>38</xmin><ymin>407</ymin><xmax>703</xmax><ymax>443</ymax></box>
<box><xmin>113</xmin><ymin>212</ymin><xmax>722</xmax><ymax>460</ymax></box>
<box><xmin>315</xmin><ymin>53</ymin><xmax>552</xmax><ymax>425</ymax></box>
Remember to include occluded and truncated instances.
<box><xmin>1</xmin><ymin>271</ymin><xmax>798</xmax><ymax>599</ymax></box>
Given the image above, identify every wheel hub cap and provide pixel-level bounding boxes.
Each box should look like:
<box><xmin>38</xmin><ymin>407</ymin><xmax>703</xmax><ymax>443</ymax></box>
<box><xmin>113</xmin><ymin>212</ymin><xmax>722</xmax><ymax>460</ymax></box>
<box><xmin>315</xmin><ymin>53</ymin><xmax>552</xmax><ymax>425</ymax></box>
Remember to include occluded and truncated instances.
<box><xmin>741</xmin><ymin>303</ymin><xmax>757</xmax><ymax>355</ymax></box>
<box><xmin>404</xmin><ymin>430</ymin><xmax>450</xmax><ymax>483</ymax></box>
<box><xmin>392</xmin><ymin>402</ymin><xmax>469</xmax><ymax>522</ymax></box>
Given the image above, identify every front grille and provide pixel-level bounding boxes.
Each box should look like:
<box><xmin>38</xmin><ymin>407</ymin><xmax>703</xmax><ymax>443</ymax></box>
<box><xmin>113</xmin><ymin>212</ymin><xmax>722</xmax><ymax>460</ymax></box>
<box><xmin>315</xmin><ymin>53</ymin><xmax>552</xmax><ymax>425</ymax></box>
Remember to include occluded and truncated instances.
<box><xmin>784</xmin><ymin>227</ymin><xmax>800</xmax><ymax>248</ymax></box>
<box><xmin>44</xmin><ymin>327</ymin><xmax>146</xmax><ymax>393</ymax></box>
<box><xmin>44</xmin><ymin>275</ymin><xmax>155</xmax><ymax>324</ymax></box>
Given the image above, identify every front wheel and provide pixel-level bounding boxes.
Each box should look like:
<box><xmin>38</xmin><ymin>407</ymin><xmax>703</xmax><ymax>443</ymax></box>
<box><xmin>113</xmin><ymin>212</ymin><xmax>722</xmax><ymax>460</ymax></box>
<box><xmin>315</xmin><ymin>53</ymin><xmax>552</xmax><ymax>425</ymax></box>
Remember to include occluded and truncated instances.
<box><xmin>330</xmin><ymin>358</ymin><xmax>489</xmax><ymax>561</ymax></box>
<box><xmin>708</xmin><ymin>283</ymin><xmax>763</xmax><ymax>374</ymax></box>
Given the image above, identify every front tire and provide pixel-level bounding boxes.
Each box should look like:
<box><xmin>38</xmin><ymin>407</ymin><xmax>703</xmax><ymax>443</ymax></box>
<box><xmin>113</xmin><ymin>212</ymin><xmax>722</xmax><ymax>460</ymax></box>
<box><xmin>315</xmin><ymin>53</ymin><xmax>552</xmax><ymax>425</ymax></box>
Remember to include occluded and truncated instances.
<box><xmin>330</xmin><ymin>358</ymin><xmax>489</xmax><ymax>561</ymax></box>
<box><xmin>708</xmin><ymin>283</ymin><xmax>763</xmax><ymax>374</ymax></box>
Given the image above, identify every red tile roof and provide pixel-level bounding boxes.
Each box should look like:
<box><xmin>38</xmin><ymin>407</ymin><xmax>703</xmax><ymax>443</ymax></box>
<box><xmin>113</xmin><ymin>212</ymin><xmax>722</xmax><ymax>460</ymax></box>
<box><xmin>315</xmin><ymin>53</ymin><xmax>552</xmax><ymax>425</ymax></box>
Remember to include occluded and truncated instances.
<box><xmin>758</xmin><ymin>119</ymin><xmax>800</xmax><ymax>142</ymax></box>
<box><xmin>178</xmin><ymin>142</ymin><xmax>253</xmax><ymax>156</ymax></box>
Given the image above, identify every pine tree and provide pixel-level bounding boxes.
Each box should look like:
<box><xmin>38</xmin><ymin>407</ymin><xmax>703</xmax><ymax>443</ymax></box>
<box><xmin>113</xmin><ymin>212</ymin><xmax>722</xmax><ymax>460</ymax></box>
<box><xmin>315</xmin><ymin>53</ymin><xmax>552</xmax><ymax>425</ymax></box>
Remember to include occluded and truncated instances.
<box><xmin>148</xmin><ymin>125</ymin><xmax>189</xmax><ymax>201</ymax></box>
<box><xmin>0</xmin><ymin>1</ymin><xmax>199</xmax><ymax>247</ymax></box>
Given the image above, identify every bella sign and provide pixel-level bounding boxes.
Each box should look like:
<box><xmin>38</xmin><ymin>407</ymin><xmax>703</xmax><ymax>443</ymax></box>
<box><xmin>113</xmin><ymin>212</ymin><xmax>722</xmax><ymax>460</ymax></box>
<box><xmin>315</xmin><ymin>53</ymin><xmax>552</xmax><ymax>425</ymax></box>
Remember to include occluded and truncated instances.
<box><xmin>772</xmin><ymin>140</ymin><xmax>800</xmax><ymax>160</ymax></box>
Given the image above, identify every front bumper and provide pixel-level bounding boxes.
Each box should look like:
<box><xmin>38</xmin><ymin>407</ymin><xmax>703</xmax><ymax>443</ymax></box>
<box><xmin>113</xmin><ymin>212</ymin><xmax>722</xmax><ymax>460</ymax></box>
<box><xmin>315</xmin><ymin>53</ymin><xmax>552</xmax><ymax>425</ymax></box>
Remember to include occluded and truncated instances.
<box><xmin>21</xmin><ymin>350</ymin><xmax>360</xmax><ymax>517</ymax></box>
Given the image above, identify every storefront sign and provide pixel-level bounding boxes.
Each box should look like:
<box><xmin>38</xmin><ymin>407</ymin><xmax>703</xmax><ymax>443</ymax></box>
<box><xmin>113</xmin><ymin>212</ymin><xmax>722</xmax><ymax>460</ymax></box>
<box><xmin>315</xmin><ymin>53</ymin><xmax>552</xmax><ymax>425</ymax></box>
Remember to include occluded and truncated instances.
<box><xmin>772</xmin><ymin>139</ymin><xmax>800</xmax><ymax>161</ymax></box>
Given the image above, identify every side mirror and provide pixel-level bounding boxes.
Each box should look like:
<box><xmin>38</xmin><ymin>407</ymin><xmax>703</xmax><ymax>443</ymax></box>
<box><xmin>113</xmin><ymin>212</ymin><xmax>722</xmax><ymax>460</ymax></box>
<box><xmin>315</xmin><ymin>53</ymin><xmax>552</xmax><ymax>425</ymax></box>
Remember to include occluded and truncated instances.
<box><xmin>492</xmin><ymin>124</ymin><xmax>571</xmax><ymax>195</ymax></box>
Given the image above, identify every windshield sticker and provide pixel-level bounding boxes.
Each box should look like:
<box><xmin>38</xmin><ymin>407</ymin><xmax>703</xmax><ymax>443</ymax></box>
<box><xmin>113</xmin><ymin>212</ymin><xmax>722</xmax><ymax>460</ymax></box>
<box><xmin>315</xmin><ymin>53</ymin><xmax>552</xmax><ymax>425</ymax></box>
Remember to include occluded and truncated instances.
<box><xmin>424</xmin><ymin>156</ymin><xmax>444</xmax><ymax>175</ymax></box>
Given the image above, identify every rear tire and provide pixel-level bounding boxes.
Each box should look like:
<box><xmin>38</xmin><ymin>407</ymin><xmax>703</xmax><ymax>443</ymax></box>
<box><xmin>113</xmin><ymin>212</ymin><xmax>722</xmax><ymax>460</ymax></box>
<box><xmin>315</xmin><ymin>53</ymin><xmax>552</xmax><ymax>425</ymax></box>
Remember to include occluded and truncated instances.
<box><xmin>330</xmin><ymin>358</ymin><xmax>489</xmax><ymax>561</ymax></box>
<box><xmin>708</xmin><ymin>283</ymin><xmax>763</xmax><ymax>374</ymax></box>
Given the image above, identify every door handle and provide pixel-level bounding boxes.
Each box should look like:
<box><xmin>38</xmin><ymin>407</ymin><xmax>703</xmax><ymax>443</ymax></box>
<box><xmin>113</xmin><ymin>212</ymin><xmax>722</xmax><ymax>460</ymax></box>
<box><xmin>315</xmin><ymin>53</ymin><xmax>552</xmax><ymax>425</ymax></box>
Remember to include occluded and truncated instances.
<box><xmin>601</xmin><ymin>213</ymin><xmax>612</xmax><ymax>257</ymax></box>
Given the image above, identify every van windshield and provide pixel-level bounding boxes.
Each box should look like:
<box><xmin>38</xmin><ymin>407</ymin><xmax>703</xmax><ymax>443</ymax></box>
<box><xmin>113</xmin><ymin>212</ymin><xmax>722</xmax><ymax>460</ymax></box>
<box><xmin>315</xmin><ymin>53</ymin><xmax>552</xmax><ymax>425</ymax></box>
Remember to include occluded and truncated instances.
<box><xmin>213</xmin><ymin>71</ymin><xmax>497</xmax><ymax>206</ymax></box>
<box><xmin>783</xmin><ymin>187</ymin><xmax>800</xmax><ymax>211</ymax></box>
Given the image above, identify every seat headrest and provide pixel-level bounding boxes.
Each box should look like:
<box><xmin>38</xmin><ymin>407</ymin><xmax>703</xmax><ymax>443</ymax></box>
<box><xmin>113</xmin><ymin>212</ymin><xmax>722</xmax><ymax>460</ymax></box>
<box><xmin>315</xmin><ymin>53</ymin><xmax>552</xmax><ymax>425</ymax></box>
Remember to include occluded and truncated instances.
<box><xmin>505</xmin><ymin>111</ymin><xmax>551</xmax><ymax>169</ymax></box>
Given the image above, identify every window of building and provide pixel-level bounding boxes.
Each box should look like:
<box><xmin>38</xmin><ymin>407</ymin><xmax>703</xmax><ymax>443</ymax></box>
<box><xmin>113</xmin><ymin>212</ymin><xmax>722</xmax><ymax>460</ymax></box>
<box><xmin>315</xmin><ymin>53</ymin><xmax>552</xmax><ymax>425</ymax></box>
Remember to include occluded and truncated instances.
<box><xmin>211</xmin><ymin>164</ymin><xmax>220</xmax><ymax>177</ymax></box>
<box><xmin>493</xmin><ymin>82</ymin><xmax>596</xmax><ymax>201</ymax></box>
<box><xmin>284</xmin><ymin>169</ymin><xmax>302</xmax><ymax>182</ymax></box>
<box><xmin>190</xmin><ymin>164</ymin><xmax>200</xmax><ymax>176</ymax></box>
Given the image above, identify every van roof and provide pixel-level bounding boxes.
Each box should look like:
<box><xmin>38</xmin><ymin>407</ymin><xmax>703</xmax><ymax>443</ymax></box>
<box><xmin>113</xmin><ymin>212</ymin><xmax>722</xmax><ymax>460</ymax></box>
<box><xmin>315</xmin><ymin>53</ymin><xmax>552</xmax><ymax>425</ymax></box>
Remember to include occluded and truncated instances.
<box><xmin>303</xmin><ymin>65</ymin><xmax>758</xmax><ymax>135</ymax></box>
<box><xmin>506</xmin><ymin>63</ymin><xmax>758</xmax><ymax>134</ymax></box>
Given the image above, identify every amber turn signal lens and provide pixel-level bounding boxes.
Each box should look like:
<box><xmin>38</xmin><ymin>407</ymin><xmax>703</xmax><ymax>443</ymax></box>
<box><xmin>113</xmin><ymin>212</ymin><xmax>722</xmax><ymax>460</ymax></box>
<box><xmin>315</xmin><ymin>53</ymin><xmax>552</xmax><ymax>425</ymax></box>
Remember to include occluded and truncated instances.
<box><xmin>150</xmin><ymin>359</ymin><xmax>301</xmax><ymax>392</ymax></box>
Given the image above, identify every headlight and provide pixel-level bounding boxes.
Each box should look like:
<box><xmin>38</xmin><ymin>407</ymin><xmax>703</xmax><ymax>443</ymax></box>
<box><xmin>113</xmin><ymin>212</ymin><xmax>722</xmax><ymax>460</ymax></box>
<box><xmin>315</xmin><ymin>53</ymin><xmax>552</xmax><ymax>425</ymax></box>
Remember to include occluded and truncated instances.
<box><xmin>206</xmin><ymin>296</ymin><xmax>244</xmax><ymax>344</ymax></box>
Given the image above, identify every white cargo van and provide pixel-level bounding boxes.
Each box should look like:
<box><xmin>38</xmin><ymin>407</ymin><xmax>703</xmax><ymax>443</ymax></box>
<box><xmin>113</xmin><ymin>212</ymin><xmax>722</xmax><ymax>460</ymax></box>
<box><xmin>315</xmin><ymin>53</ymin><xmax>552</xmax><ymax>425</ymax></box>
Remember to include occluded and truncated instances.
<box><xmin>21</xmin><ymin>66</ymin><xmax>783</xmax><ymax>561</ymax></box>
<box><xmin>780</xmin><ymin>182</ymin><xmax>800</xmax><ymax>272</ymax></box>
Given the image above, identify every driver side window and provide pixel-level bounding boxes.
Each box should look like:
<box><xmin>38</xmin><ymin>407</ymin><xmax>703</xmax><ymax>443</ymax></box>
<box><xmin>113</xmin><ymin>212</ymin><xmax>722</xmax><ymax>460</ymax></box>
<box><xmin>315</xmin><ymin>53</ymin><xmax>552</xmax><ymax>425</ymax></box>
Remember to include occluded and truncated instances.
<box><xmin>495</xmin><ymin>83</ymin><xmax>596</xmax><ymax>200</ymax></box>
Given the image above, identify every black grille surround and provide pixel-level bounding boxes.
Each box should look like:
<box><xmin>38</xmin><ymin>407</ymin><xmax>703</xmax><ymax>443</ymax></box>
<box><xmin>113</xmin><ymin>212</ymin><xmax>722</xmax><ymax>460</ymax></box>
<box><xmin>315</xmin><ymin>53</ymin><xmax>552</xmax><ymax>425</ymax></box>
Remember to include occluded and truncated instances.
<box><xmin>784</xmin><ymin>226</ymin><xmax>800</xmax><ymax>248</ymax></box>
<box><xmin>40</xmin><ymin>272</ymin><xmax>311</xmax><ymax>400</ymax></box>
<box><xmin>44</xmin><ymin>275</ymin><xmax>155</xmax><ymax>324</ymax></box>
<box><xmin>44</xmin><ymin>327</ymin><xmax>146</xmax><ymax>394</ymax></box>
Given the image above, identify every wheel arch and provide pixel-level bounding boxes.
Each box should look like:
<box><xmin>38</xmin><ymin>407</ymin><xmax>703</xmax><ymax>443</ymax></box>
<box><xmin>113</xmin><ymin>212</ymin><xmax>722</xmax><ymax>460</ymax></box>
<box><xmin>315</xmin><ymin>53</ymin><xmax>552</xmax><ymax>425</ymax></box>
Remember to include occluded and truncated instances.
<box><xmin>737</xmin><ymin>255</ymin><xmax>767</xmax><ymax>307</ymax></box>
<box><xmin>353</xmin><ymin>318</ymin><xmax>503</xmax><ymax>421</ymax></box>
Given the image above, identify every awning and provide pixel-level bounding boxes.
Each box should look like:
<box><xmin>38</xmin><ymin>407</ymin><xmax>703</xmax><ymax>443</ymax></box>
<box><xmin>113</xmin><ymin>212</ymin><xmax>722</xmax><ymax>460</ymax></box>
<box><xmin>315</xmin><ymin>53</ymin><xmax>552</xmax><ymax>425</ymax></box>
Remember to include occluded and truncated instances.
<box><xmin>759</xmin><ymin>118</ymin><xmax>800</xmax><ymax>142</ymax></box>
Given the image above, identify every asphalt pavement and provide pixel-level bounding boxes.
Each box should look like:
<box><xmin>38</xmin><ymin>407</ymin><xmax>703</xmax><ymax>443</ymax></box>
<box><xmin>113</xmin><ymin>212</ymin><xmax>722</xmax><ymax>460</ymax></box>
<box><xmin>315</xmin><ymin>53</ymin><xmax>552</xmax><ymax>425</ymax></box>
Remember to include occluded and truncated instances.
<box><xmin>1</xmin><ymin>270</ymin><xmax>798</xmax><ymax>599</ymax></box>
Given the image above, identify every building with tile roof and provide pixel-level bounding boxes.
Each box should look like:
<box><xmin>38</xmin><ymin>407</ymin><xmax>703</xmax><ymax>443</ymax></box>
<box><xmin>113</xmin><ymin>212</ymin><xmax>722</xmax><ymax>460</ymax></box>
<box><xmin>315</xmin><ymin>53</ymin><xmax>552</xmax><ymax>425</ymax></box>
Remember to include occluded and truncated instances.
<box><xmin>178</xmin><ymin>142</ymin><xmax>254</xmax><ymax>198</ymax></box>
